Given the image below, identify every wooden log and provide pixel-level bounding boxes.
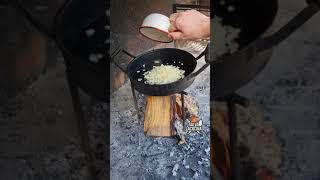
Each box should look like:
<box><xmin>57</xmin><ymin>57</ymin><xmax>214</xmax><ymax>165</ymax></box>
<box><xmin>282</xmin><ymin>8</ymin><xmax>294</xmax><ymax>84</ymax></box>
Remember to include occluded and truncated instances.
<box><xmin>144</xmin><ymin>95</ymin><xmax>175</xmax><ymax>137</ymax></box>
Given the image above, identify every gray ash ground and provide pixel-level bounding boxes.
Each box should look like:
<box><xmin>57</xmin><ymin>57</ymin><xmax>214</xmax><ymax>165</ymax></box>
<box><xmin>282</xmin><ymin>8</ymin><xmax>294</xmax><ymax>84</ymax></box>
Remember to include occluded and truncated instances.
<box><xmin>0</xmin><ymin>62</ymin><xmax>108</xmax><ymax>180</ymax></box>
<box><xmin>110</xmin><ymin>55</ymin><xmax>210</xmax><ymax>180</ymax></box>
<box><xmin>238</xmin><ymin>1</ymin><xmax>320</xmax><ymax>179</ymax></box>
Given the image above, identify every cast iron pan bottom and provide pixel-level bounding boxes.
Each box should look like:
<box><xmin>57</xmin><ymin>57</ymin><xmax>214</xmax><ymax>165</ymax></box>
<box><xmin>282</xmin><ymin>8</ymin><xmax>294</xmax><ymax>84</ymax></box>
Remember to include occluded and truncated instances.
<box><xmin>57</xmin><ymin>0</ymin><xmax>109</xmax><ymax>101</ymax></box>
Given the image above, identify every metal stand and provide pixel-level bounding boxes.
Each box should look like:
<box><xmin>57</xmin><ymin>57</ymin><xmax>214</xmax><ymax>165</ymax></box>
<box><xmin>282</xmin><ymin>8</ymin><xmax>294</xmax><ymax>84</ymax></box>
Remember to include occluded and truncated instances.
<box><xmin>180</xmin><ymin>91</ymin><xmax>188</xmax><ymax>131</ymax></box>
<box><xmin>130</xmin><ymin>81</ymin><xmax>141</xmax><ymax>121</ymax></box>
<box><xmin>215</xmin><ymin>93</ymin><xmax>250</xmax><ymax>180</ymax></box>
<box><xmin>65</xmin><ymin>68</ymin><xmax>97</xmax><ymax>180</ymax></box>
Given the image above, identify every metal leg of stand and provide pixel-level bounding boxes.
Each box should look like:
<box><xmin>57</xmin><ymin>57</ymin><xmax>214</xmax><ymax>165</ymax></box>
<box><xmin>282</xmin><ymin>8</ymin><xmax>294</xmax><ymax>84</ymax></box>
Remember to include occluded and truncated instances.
<box><xmin>228</xmin><ymin>101</ymin><xmax>239</xmax><ymax>180</ymax></box>
<box><xmin>215</xmin><ymin>93</ymin><xmax>249</xmax><ymax>179</ymax></box>
<box><xmin>66</xmin><ymin>70</ymin><xmax>97</xmax><ymax>180</ymax></box>
<box><xmin>181</xmin><ymin>93</ymin><xmax>185</xmax><ymax>131</ymax></box>
<box><xmin>130</xmin><ymin>81</ymin><xmax>141</xmax><ymax>121</ymax></box>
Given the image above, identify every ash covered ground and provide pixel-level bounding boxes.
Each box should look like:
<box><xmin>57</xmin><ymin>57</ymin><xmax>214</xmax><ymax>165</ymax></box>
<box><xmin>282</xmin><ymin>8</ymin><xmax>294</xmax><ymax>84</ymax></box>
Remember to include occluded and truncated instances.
<box><xmin>0</xmin><ymin>61</ymin><xmax>108</xmax><ymax>180</ymax></box>
<box><xmin>110</xmin><ymin>49</ymin><xmax>210</xmax><ymax>180</ymax></box>
<box><xmin>238</xmin><ymin>0</ymin><xmax>320</xmax><ymax>179</ymax></box>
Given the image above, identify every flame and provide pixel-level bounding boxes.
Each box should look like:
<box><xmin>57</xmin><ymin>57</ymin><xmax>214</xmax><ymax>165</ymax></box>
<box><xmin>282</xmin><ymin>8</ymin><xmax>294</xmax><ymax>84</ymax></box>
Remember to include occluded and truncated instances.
<box><xmin>190</xmin><ymin>115</ymin><xmax>198</xmax><ymax>123</ymax></box>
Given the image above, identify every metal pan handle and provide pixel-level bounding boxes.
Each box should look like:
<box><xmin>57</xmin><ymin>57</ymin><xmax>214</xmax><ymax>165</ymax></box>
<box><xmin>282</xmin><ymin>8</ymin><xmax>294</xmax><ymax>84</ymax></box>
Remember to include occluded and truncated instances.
<box><xmin>254</xmin><ymin>0</ymin><xmax>320</xmax><ymax>53</ymax></box>
<box><xmin>110</xmin><ymin>48</ymin><xmax>136</xmax><ymax>74</ymax></box>
<box><xmin>195</xmin><ymin>44</ymin><xmax>210</xmax><ymax>61</ymax></box>
<box><xmin>187</xmin><ymin>63</ymin><xmax>210</xmax><ymax>80</ymax></box>
<box><xmin>187</xmin><ymin>44</ymin><xmax>210</xmax><ymax>79</ymax></box>
<box><xmin>195</xmin><ymin>48</ymin><xmax>206</xmax><ymax>61</ymax></box>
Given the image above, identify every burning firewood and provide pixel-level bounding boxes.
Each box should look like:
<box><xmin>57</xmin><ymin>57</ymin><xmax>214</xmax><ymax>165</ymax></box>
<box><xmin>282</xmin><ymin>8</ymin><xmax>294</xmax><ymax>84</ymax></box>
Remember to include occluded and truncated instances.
<box><xmin>176</xmin><ymin>94</ymin><xmax>199</xmax><ymax>117</ymax></box>
<box><xmin>143</xmin><ymin>93</ymin><xmax>200</xmax><ymax>140</ymax></box>
<box><xmin>175</xmin><ymin>94</ymin><xmax>200</xmax><ymax>144</ymax></box>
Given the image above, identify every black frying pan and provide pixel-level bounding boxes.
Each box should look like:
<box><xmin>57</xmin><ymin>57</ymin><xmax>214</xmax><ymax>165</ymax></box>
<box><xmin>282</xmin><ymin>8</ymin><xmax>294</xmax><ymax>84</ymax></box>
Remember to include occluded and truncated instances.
<box><xmin>111</xmin><ymin>46</ymin><xmax>209</xmax><ymax>96</ymax></box>
<box><xmin>4</xmin><ymin>0</ymin><xmax>110</xmax><ymax>101</ymax></box>
<box><xmin>212</xmin><ymin>0</ymin><xmax>320</xmax><ymax>97</ymax></box>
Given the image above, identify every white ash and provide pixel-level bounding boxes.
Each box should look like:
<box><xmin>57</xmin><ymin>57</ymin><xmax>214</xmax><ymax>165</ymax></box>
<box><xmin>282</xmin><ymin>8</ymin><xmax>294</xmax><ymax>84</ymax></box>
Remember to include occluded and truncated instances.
<box><xmin>212</xmin><ymin>16</ymin><xmax>241</xmax><ymax>59</ymax></box>
<box><xmin>193</xmin><ymin>171</ymin><xmax>199</xmax><ymax>179</ymax></box>
<box><xmin>104</xmin><ymin>25</ymin><xmax>110</xmax><ymax>30</ymax></box>
<box><xmin>89</xmin><ymin>53</ymin><xmax>104</xmax><ymax>63</ymax></box>
<box><xmin>227</xmin><ymin>5</ymin><xmax>236</xmax><ymax>12</ymax></box>
<box><xmin>182</xmin><ymin>159</ymin><xmax>186</xmax><ymax>165</ymax></box>
<box><xmin>169</xmin><ymin>151</ymin><xmax>174</xmax><ymax>157</ymax></box>
<box><xmin>174</xmin><ymin>117</ymin><xmax>186</xmax><ymax>144</ymax></box>
<box><xmin>104</xmin><ymin>39</ymin><xmax>110</xmax><ymax>45</ymax></box>
<box><xmin>204</xmin><ymin>147</ymin><xmax>210</xmax><ymax>155</ymax></box>
<box><xmin>172</xmin><ymin>164</ymin><xmax>179</xmax><ymax>176</ymax></box>
<box><xmin>105</xmin><ymin>10</ymin><xmax>110</xmax><ymax>16</ymax></box>
<box><xmin>85</xmin><ymin>29</ymin><xmax>95</xmax><ymax>37</ymax></box>
<box><xmin>122</xmin><ymin>110</ymin><xmax>132</xmax><ymax>117</ymax></box>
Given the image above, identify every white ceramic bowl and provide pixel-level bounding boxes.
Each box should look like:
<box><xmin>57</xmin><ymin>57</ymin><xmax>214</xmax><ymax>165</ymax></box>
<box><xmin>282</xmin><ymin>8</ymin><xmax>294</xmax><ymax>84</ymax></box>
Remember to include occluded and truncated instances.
<box><xmin>139</xmin><ymin>13</ymin><xmax>173</xmax><ymax>43</ymax></box>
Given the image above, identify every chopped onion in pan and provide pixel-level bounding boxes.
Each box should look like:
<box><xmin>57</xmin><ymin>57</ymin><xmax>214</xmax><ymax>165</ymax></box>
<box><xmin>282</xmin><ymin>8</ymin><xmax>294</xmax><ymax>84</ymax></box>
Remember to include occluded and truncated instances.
<box><xmin>143</xmin><ymin>64</ymin><xmax>185</xmax><ymax>85</ymax></box>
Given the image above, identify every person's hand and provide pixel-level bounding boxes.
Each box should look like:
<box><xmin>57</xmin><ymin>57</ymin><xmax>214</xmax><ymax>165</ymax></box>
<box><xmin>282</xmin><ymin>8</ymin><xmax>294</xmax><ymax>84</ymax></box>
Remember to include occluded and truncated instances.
<box><xmin>168</xmin><ymin>9</ymin><xmax>210</xmax><ymax>40</ymax></box>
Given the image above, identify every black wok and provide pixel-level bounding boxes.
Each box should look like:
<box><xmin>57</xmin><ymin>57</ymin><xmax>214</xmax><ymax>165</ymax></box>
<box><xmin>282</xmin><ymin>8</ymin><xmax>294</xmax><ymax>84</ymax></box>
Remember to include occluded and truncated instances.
<box><xmin>111</xmin><ymin>46</ymin><xmax>210</xmax><ymax>96</ymax></box>
<box><xmin>212</xmin><ymin>0</ymin><xmax>320</xmax><ymax>98</ymax></box>
<box><xmin>6</xmin><ymin>0</ymin><xmax>109</xmax><ymax>102</ymax></box>
<box><xmin>54</xmin><ymin>0</ymin><xmax>109</xmax><ymax>101</ymax></box>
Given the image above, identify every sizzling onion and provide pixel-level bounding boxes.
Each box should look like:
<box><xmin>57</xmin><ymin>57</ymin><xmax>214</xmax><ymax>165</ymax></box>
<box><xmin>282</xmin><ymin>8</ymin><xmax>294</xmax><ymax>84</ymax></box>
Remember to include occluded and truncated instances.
<box><xmin>143</xmin><ymin>64</ymin><xmax>185</xmax><ymax>85</ymax></box>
